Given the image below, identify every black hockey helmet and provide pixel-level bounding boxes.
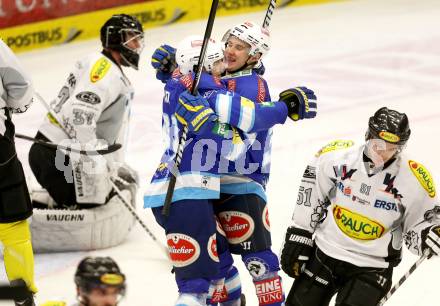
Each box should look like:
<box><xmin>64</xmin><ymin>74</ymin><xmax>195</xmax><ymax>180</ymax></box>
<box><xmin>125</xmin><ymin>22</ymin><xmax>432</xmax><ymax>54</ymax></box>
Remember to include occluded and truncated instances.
<box><xmin>366</xmin><ymin>107</ymin><xmax>411</xmax><ymax>145</ymax></box>
<box><xmin>74</xmin><ymin>257</ymin><xmax>126</xmax><ymax>295</ymax></box>
<box><xmin>100</xmin><ymin>14</ymin><xmax>144</xmax><ymax>69</ymax></box>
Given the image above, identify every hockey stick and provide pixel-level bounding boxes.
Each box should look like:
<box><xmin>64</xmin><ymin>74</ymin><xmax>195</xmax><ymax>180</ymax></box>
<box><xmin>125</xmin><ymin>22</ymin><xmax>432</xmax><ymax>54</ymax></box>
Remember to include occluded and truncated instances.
<box><xmin>263</xmin><ymin>0</ymin><xmax>277</xmax><ymax>28</ymax></box>
<box><xmin>377</xmin><ymin>249</ymin><xmax>432</xmax><ymax>306</ymax></box>
<box><xmin>110</xmin><ymin>177</ymin><xmax>168</xmax><ymax>257</ymax></box>
<box><xmin>162</xmin><ymin>0</ymin><xmax>220</xmax><ymax>216</ymax></box>
<box><xmin>15</xmin><ymin>133</ymin><xmax>121</xmax><ymax>155</ymax></box>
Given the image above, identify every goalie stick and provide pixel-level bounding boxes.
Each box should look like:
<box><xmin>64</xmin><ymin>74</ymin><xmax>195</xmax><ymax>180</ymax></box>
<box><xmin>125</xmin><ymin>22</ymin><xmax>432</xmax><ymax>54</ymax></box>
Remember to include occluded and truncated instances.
<box><xmin>16</xmin><ymin>133</ymin><xmax>121</xmax><ymax>155</ymax></box>
<box><xmin>162</xmin><ymin>0</ymin><xmax>220</xmax><ymax>216</ymax></box>
<box><xmin>110</xmin><ymin>177</ymin><xmax>168</xmax><ymax>257</ymax></box>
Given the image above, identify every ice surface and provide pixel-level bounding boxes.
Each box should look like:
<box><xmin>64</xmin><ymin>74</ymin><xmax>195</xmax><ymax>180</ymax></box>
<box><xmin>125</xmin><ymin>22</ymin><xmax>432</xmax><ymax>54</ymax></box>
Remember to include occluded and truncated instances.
<box><xmin>1</xmin><ymin>0</ymin><xmax>440</xmax><ymax>304</ymax></box>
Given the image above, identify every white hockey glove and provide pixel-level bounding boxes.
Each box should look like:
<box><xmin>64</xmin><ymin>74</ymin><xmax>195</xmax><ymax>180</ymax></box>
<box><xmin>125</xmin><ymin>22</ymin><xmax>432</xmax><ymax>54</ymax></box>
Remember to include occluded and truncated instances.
<box><xmin>423</xmin><ymin>225</ymin><xmax>440</xmax><ymax>256</ymax></box>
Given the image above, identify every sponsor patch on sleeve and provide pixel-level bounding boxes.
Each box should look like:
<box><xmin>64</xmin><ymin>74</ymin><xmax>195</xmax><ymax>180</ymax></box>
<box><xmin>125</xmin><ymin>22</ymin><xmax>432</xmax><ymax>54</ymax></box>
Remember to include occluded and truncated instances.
<box><xmin>408</xmin><ymin>160</ymin><xmax>436</xmax><ymax>198</ymax></box>
<box><xmin>90</xmin><ymin>57</ymin><xmax>111</xmax><ymax>83</ymax></box>
<box><xmin>315</xmin><ymin>140</ymin><xmax>355</xmax><ymax>157</ymax></box>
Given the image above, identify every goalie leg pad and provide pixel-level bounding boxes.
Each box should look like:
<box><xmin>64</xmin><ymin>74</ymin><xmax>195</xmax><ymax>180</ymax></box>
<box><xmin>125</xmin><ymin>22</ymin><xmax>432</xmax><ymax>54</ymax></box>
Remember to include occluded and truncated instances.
<box><xmin>30</xmin><ymin>189</ymin><xmax>136</xmax><ymax>252</ymax></box>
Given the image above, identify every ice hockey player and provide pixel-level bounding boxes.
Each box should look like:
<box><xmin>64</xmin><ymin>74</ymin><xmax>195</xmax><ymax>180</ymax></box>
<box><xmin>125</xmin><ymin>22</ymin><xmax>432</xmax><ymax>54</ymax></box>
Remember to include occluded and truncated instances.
<box><xmin>280</xmin><ymin>107</ymin><xmax>440</xmax><ymax>306</ymax></box>
<box><xmin>148</xmin><ymin>22</ymin><xmax>317</xmax><ymax>306</ymax></box>
<box><xmin>40</xmin><ymin>256</ymin><xmax>126</xmax><ymax>306</ymax></box>
<box><xmin>27</xmin><ymin>14</ymin><xmax>144</xmax><ymax>252</ymax></box>
<box><xmin>0</xmin><ymin>38</ymin><xmax>37</xmax><ymax>306</ymax></box>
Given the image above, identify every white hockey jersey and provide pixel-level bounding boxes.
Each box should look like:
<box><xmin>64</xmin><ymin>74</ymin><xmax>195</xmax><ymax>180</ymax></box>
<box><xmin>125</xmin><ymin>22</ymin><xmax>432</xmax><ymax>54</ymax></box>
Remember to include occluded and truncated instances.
<box><xmin>39</xmin><ymin>51</ymin><xmax>133</xmax><ymax>156</ymax></box>
<box><xmin>38</xmin><ymin>52</ymin><xmax>134</xmax><ymax>203</ymax></box>
<box><xmin>292</xmin><ymin>140</ymin><xmax>439</xmax><ymax>268</ymax></box>
<box><xmin>0</xmin><ymin>39</ymin><xmax>33</xmax><ymax>134</ymax></box>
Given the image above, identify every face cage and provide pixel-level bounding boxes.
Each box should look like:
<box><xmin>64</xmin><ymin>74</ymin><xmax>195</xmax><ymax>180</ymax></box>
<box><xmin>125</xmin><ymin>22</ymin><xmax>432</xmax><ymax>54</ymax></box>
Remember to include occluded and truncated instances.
<box><xmin>121</xmin><ymin>29</ymin><xmax>145</xmax><ymax>55</ymax></box>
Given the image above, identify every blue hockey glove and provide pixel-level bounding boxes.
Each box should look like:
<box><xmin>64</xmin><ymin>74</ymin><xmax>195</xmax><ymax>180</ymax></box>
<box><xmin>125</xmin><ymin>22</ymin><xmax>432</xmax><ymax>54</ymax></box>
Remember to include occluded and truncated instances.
<box><xmin>151</xmin><ymin>44</ymin><xmax>177</xmax><ymax>83</ymax></box>
<box><xmin>279</xmin><ymin>87</ymin><xmax>317</xmax><ymax>121</ymax></box>
<box><xmin>175</xmin><ymin>91</ymin><xmax>218</xmax><ymax>132</ymax></box>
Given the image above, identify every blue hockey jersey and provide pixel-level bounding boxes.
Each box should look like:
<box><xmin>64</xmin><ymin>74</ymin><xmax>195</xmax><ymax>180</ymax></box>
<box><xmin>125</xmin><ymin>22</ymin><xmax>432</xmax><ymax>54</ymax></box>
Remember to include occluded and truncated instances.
<box><xmin>144</xmin><ymin>70</ymin><xmax>286</xmax><ymax>207</ymax></box>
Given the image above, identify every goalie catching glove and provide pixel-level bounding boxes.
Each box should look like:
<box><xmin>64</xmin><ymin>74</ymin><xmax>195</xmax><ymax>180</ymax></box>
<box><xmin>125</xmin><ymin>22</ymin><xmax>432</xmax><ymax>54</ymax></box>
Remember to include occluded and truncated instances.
<box><xmin>175</xmin><ymin>91</ymin><xmax>218</xmax><ymax>132</ymax></box>
<box><xmin>279</xmin><ymin>87</ymin><xmax>317</xmax><ymax>121</ymax></box>
<box><xmin>422</xmin><ymin>224</ymin><xmax>440</xmax><ymax>256</ymax></box>
<box><xmin>280</xmin><ymin>226</ymin><xmax>314</xmax><ymax>278</ymax></box>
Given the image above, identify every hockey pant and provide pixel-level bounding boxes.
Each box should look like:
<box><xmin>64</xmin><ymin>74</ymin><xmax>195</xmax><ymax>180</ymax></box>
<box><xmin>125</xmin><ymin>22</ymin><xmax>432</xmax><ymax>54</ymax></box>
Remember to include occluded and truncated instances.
<box><xmin>152</xmin><ymin>199</ymin><xmax>220</xmax><ymax>305</ymax></box>
<box><xmin>286</xmin><ymin>247</ymin><xmax>393</xmax><ymax>306</ymax></box>
<box><xmin>214</xmin><ymin>193</ymin><xmax>284</xmax><ymax>306</ymax></box>
<box><xmin>0</xmin><ymin>220</ymin><xmax>37</xmax><ymax>293</ymax></box>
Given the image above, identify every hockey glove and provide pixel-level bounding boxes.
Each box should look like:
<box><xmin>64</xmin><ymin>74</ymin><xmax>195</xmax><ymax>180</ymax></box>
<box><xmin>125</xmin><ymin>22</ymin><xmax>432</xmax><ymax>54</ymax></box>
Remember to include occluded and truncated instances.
<box><xmin>151</xmin><ymin>44</ymin><xmax>177</xmax><ymax>83</ymax></box>
<box><xmin>422</xmin><ymin>225</ymin><xmax>440</xmax><ymax>256</ymax></box>
<box><xmin>280</xmin><ymin>226</ymin><xmax>314</xmax><ymax>278</ymax></box>
<box><xmin>279</xmin><ymin>87</ymin><xmax>317</xmax><ymax>121</ymax></box>
<box><xmin>175</xmin><ymin>91</ymin><xmax>218</xmax><ymax>133</ymax></box>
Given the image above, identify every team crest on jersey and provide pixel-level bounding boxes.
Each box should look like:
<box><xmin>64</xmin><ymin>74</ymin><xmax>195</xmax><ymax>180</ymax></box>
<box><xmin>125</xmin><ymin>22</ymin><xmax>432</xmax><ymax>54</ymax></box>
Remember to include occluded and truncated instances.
<box><xmin>207</xmin><ymin>233</ymin><xmax>219</xmax><ymax>262</ymax></box>
<box><xmin>90</xmin><ymin>57</ymin><xmax>111</xmax><ymax>83</ymax></box>
<box><xmin>76</xmin><ymin>91</ymin><xmax>101</xmax><ymax>104</ymax></box>
<box><xmin>315</xmin><ymin>140</ymin><xmax>355</xmax><ymax>157</ymax></box>
<box><xmin>408</xmin><ymin>160</ymin><xmax>436</xmax><ymax>198</ymax></box>
<box><xmin>218</xmin><ymin>211</ymin><xmax>255</xmax><ymax>244</ymax></box>
<box><xmin>333</xmin><ymin>205</ymin><xmax>385</xmax><ymax>240</ymax></box>
<box><xmin>166</xmin><ymin>233</ymin><xmax>200</xmax><ymax>267</ymax></box>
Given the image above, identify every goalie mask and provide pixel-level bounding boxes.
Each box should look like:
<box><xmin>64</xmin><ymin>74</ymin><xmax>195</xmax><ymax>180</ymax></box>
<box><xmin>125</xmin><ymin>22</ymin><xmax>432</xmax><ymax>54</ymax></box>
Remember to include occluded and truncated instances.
<box><xmin>222</xmin><ymin>21</ymin><xmax>271</xmax><ymax>57</ymax></box>
<box><xmin>101</xmin><ymin>14</ymin><xmax>144</xmax><ymax>70</ymax></box>
<box><xmin>75</xmin><ymin>256</ymin><xmax>126</xmax><ymax>303</ymax></box>
<box><xmin>175</xmin><ymin>35</ymin><xmax>224</xmax><ymax>75</ymax></box>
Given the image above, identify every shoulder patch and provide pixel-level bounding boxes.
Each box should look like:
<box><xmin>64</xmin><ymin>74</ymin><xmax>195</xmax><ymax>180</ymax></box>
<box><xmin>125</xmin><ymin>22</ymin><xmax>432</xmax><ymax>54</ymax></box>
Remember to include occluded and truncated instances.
<box><xmin>408</xmin><ymin>160</ymin><xmax>436</xmax><ymax>198</ymax></box>
<box><xmin>315</xmin><ymin>140</ymin><xmax>355</xmax><ymax>157</ymax></box>
<box><xmin>90</xmin><ymin>57</ymin><xmax>111</xmax><ymax>83</ymax></box>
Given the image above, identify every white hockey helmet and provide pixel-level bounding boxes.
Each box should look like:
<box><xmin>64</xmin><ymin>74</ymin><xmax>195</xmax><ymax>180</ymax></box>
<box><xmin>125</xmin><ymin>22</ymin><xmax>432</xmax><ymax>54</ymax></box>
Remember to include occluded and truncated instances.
<box><xmin>222</xmin><ymin>21</ymin><xmax>271</xmax><ymax>57</ymax></box>
<box><xmin>176</xmin><ymin>35</ymin><xmax>224</xmax><ymax>75</ymax></box>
